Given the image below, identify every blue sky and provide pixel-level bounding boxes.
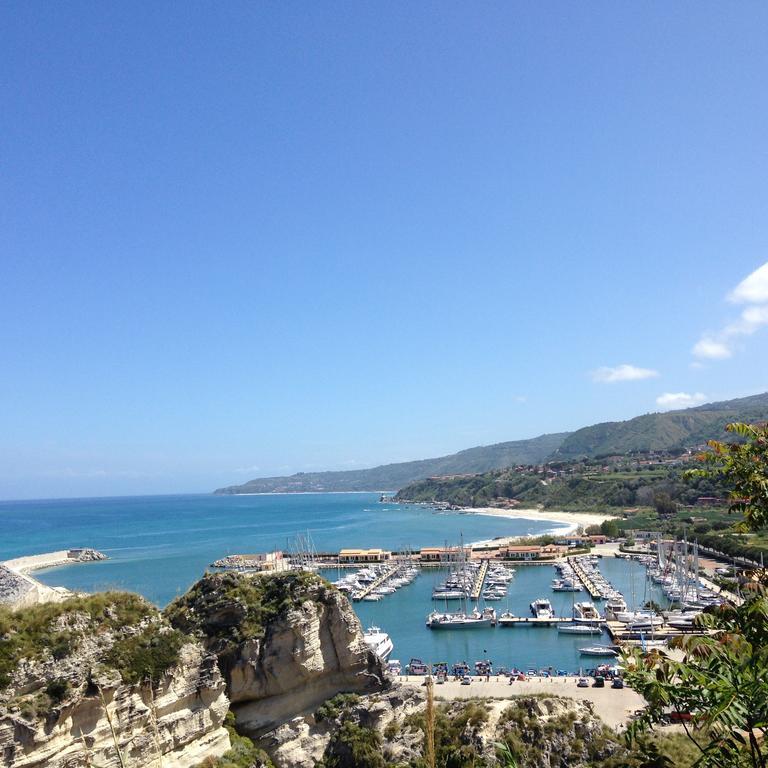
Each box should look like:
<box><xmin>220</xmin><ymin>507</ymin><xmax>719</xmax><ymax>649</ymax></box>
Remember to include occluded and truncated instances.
<box><xmin>2</xmin><ymin>2</ymin><xmax>768</xmax><ymax>499</ymax></box>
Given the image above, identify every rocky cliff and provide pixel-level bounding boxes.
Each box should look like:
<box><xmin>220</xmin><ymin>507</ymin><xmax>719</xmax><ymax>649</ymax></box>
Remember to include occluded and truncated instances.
<box><xmin>165</xmin><ymin>571</ymin><xmax>385</xmax><ymax>738</ymax></box>
<box><xmin>0</xmin><ymin>593</ymin><xmax>230</xmax><ymax>768</ymax></box>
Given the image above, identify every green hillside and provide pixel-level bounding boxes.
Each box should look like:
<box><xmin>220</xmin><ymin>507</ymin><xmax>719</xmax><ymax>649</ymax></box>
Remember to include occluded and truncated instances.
<box><xmin>393</xmin><ymin>462</ymin><xmax>727</xmax><ymax>512</ymax></box>
<box><xmin>553</xmin><ymin>392</ymin><xmax>768</xmax><ymax>459</ymax></box>
<box><xmin>214</xmin><ymin>432</ymin><xmax>568</xmax><ymax>494</ymax></box>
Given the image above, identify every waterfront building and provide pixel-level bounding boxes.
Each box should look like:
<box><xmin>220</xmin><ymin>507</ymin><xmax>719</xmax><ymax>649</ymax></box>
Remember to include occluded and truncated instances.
<box><xmin>418</xmin><ymin>546</ymin><xmax>460</xmax><ymax>562</ymax></box>
<box><xmin>338</xmin><ymin>548</ymin><xmax>392</xmax><ymax>564</ymax></box>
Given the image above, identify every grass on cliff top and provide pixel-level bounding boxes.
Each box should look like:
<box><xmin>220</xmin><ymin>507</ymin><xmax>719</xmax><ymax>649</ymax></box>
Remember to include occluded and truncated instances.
<box><xmin>164</xmin><ymin>569</ymin><xmax>330</xmax><ymax>647</ymax></box>
<box><xmin>0</xmin><ymin>591</ymin><xmax>186</xmax><ymax>691</ymax></box>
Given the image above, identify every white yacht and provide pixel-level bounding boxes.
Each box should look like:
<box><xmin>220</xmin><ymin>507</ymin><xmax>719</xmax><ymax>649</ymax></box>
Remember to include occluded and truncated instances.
<box><xmin>557</xmin><ymin>623</ymin><xmax>602</xmax><ymax>635</ymax></box>
<box><xmin>426</xmin><ymin>607</ymin><xmax>496</xmax><ymax>629</ymax></box>
<box><xmin>530</xmin><ymin>598</ymin><xmax>555</xmax><ymax>619</ymax></box>
<box><xmin>604</xmin><ymin>596</ymin><xmax>628</xmax><ymax>621</ymax></box>
<box><xmin>579</xmin><ymin>645</ymin><xmax>618</xmax><ymax>656</ymax></box>
<box><xmin>573</xmin><ymin>601</ymin><xmax>602</xmax><ymax>623</ymax></box>
<box><xmin>362</xmin><ymin>626</ymin><xmax>394</xmax><ymax>660</ymax></box>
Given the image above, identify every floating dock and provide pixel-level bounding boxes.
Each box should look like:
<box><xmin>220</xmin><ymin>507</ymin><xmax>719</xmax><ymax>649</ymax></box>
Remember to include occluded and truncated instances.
<box><xmin>497</xmin><ymin>616</ymin><xmax>576</xmax><ymax>627</ymax></box>
<box><xmin>352</xmin><ymin>563</ymin><xmax>403</xmax><ymax>601</ymax></box>
<box><xmin>469</xmin><ymin>560</ymin><xmax>489</xmax><ymax>600</ymax></box>
<box><xmin>568</xmin><ymin>557</ymin><xmax>602</xmax><ymax>599</ymax></box>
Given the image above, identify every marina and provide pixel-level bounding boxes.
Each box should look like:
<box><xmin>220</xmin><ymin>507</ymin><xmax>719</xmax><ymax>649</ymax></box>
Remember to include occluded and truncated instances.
<box><xmin>1</xmin><ymin>492</ymin><xmax>735</xmax><ymax>672</ymax></box>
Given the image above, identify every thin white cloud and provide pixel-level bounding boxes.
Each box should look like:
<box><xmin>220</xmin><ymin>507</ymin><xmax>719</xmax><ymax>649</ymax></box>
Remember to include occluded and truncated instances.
<box><xmin>692</xmin><ymin>261</ymin><xmax>768</xmax><ymax>360</ymax></box>
<box><xmin>591</xmin><ymin>364</ymin><xmax>660</xmax><ymax>383</ymax></box>
<box><xmin>656</xmin><ymin>392</ymin><xmax>707</xmax><ymax>410</ymax></box>
<box><xmin>728</xmin><ymin>262</ymin><xmax>768</xmax><ymax>304</ymax></box>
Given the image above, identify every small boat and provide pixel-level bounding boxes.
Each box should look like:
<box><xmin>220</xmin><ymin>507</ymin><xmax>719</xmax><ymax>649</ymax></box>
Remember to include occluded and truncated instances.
<box><xmin>557</xmin><ymin>624</ymin><xmax>602</xmax><ymax>635</ymax></box>
<box><xmin>362</xmin><ymin>626</ymin><xmax>394</xmax><ymax>660</ymax></box>
<box><xmin>579</xmin><ymin>645</ymin><xmax>619</xmax><ymax>656</ymax></box>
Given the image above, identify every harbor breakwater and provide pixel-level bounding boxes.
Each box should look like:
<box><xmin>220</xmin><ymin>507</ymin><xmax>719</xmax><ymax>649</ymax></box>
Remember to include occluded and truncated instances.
<box><xmin>0</xmin><ymin>549</ymin><xmax>107</xmax><ymax>609</ymax></box>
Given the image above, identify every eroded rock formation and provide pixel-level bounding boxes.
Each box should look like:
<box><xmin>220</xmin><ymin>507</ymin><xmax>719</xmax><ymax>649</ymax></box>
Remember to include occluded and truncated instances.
<box><xmin>165</xmin><ymin>571</ymin><xmax>386</xmax><ymax>737</ymax></box>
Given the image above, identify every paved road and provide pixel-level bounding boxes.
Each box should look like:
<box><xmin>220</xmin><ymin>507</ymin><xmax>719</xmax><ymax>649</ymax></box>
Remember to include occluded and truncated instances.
<box><xmin>398</xmin><ymin>675</ymin><xmax>646</xmax><ymax>729</ymax></box>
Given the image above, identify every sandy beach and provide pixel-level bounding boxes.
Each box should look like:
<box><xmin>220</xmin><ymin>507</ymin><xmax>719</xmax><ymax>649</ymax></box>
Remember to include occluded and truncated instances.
<box><xmin>465</xmin><ymin>506</ymin><xmax>615</xmax><ymax>540</ymax></box>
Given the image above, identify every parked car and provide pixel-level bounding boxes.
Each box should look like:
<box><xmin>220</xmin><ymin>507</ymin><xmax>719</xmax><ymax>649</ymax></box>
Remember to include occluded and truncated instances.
<box><xmin>593</xmin><ymin>676</ymin><xmax>605</xmax><ymax>688</ymax></box>
<box><xmin>666</xmin><ymin>710</ymin><xmax>693</xmax><ymax>723</ymax></box>
<box><xmin>611</xmin><ymin>677</ymin><xmax>624</xmax><ymax>689</ymax></box>
<box><xmin>577</xmin><ymin>677</ymin><xmax>590</xmax><ymax>688</ymax></box>
<box><xmin>460</xmin><ymin>676</ymin><xmax>471</xmax><ymax>686</ymax></box>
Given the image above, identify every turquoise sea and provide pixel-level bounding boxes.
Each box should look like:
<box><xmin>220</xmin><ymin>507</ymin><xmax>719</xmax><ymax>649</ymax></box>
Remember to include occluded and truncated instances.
<box><xmin>0</xmin><ymin>492</ymin><xmax>663</xmax><ymax>670</ymax></box>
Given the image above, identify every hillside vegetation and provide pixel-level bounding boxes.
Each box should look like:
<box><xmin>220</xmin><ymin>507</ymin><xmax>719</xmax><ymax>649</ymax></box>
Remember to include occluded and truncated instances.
<box><xmin>215</xmin><ymin>392</ymin><xmax>768</xmax><ymax>494</ymax></box>
<box><xmin>394</xmin><ymin>461</ymin><xmax>728</xmax><ymax>512</ymax></box>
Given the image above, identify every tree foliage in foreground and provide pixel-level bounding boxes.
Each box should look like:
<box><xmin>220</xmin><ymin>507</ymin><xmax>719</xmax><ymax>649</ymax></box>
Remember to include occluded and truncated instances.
<box><xmin>687</xmin><ymin>421</ymin><xmax>768</xmax><ymax>532</ymax></box>
<box><xmin>625</xmin><ymin>584</ymin><xmax>768</xmax><ymax>767</ymax></box>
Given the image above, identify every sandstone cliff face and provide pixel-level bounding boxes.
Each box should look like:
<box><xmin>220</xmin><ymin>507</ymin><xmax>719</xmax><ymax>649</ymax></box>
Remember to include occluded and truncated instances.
<box><xmin>229</xmin><ymin>589</ymin><xmax>384</xmax><ymax>735</ymax></box>
<box><xmin>0</xmin><ymin>596</ymin><xmax>230</xmax><ymax>768</ymax></box>
<box><xmin>165</xmin><ymin>572</ymin><xmax>385</xmax><ymax>737</ymax></box>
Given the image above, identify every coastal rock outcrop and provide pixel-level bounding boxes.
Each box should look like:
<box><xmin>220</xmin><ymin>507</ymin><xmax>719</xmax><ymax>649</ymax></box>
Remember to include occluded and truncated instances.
<box><xmin>165</xmin><ymin>571</ymin><xmax>386</xmax><ymax>737</ymax></box>
<box><xmin>0</xmin><ymin>593</ymin><xmax>230</xmax><ymax>768</ymax></box>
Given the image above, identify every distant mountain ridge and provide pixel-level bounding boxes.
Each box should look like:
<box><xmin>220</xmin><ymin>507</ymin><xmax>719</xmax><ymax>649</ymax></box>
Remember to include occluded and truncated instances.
<box><xmin>214</xmin><ymin>433</ymin><xmax>568</xmax><ymax>494</ymax></box>
<box><xmin>214</xmin><ymin>392</ymin><xmax>768</xmax><ymax>495</ymax></box>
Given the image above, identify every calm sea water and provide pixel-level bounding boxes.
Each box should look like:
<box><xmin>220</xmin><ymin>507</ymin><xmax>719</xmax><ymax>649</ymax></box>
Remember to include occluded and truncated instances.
<box><xmin>0</xmin><ymin>492</ymin><xmax>662</xmax><ymax>670</ymax></box>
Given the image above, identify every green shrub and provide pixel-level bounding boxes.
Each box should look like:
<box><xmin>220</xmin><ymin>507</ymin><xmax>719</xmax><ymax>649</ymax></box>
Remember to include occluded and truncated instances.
<box><xmin>105</xmin><ymin>626</ymin><xmax>186</xmax><ymax>685</ymax></box>
<box><xmin>322</xmin><ymin>721</ymin><xmax>384</xmax><ymax>768</ymax></box>
<box><xmin>45</xmin><ymin>678</ymin><xmax>68</xmax><ymax>704</ymax></box>
<box><xmin>0</xmin><ymin>592</ymin><xmax>159</xmax><ymax>691</ymax></box>
<box><xmin>315</xmin><ymin>693</ymin><xmax>361</xmax><ymax>722</ymax></box>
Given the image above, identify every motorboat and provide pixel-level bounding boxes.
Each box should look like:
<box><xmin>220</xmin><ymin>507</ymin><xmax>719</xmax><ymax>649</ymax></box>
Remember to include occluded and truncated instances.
<box><xmin>426</xmin><ymin>607</ymin><xmax>496</xmax><ymax>629</ymax></box>
<box><xmin>386</xmin><ymin>659</ymin><xmax>402</xmax><ymax>675</ymax></box>
<box><xmin>579</xmin><ymin>646</ymin><xmax>619</xmax><ymax>656</ymax></box>
<box><xmin>530</xmin><ymin>598</ymin><xmax>555</xmax><ymax>619</ymax></box>
<box><xmin>573</xmin><ymin>602</ymin><xmax>602</xmax><ymax>623</ymax></box>
<box><xmin>405</xmin><ymin>658</ymin><xmax>428</xmax><ymax>675</ymax></box>
<box><xmin>552</xmin><ymin>578</ymin><xmax>582</xmax><ymax>592</ymax></box>
<box><xmin>557</xmin><ymin>623</ymin><xmax>602</xmax><ymax>634</ymax></box>
<box><xmin>604</xmin><ymin>596</ymin><xmax>628</xmax><ymax>620</ymax></box>
<box><xmin>362</xmin><ymin>626</ymin><xmax>394</xmax><ymax>660</ymax></box>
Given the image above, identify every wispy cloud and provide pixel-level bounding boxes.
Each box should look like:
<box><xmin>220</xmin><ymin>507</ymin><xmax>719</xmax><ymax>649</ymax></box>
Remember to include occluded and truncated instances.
<box><xmin>693</xmin><ymin>261</ymin><xmax>768</xmax><ymax>359</ymax></box>
<box><xmin>656</xmin><ymin>392</ymin><xmax>707</xmax><ymax>410</ymax></box>
<box><xmin>591</xmin><ymin>364</ymin><xmax>660</xmax><ymax>383</ymax></box>
<box><xmin>233</xmin><ymin>465</ymin><xmax>261</xmax><ymax>474</ymax></box>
